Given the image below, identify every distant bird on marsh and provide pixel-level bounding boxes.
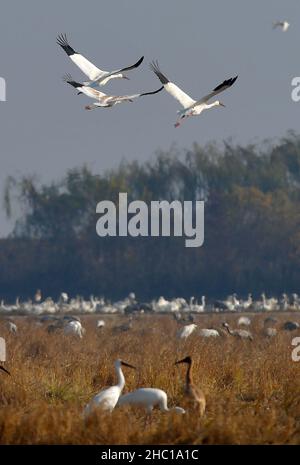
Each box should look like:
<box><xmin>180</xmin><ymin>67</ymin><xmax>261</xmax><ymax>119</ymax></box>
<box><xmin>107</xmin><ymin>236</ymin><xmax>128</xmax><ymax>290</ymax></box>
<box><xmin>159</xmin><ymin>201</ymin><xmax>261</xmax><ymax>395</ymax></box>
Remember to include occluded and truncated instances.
<box><xmin>176</xmin><ymin>324</ymin><xmax>197</xmax><ymax>340</ymax></box>
<box><xmin>222</xmin><ymin>322</ymin><xmax>253</xmax><ymax>340</ymax></box>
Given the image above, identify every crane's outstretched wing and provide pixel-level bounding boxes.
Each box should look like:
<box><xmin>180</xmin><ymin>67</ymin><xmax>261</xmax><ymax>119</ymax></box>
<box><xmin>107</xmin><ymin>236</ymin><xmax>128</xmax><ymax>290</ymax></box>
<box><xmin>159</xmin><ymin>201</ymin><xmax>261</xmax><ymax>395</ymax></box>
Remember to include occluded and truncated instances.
<box><xmin>57</xmin><ymin>34</ymin><xmax>104</xmax><ymax>81</ymax></box>
<box><xmin>102</xmin><ymin>86</ymin><xmax>164</xmax><ymax>104</ymax></box>
<box><xmin>107</xmin><ymin>56</ymin><xmax>144</xmax><ymax>78</ymax></box>
<box><xmin>193</xmin><ymin>75</ymin><xmax>238</xmax><ymax>106</ymax></box>
<box><xmin>63</xmin><ymin>74</ymin><xmax>107</xmax><ymax>99</ymax></box>
<box><xmin>150</xmin><ymin>61</ymin><xmax>196</xmax><ymax>109</ymax></box>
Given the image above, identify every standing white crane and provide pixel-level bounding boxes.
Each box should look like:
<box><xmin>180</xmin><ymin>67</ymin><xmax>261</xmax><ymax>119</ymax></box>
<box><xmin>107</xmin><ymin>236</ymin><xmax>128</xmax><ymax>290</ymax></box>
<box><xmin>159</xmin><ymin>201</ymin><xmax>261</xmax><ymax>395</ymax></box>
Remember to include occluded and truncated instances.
<box><xmin>273</xmin><ymin>21</ymin><xmax>290</xmax><ymax>32</ymax></box>
<box><xmin>57</xmin><ymin>34</ymin><xmax>144</xmax><ymax>87</ymax></box>
<box><xmin>150</xmin><ymin>61</ymin><xmax>238</xmax><ymax>127</ymax></box>
<box><xmin>176</xmin><ymin>323</ymin><xmax>197</xmax><ymax>340</ymax></box>
<box><xmin>117</xmin><ymin>388</ymin><xmax>185</xmax><ymax>414</ymax></box>
<box><xmin>63</xmin><ymin>74</ymin><xmax>163</xmax><ymax>110</ymax></box>
<box><xmin>84</xmin><ymin>359</ymin><xmax>135</xmax><ymax>415</ymax></box>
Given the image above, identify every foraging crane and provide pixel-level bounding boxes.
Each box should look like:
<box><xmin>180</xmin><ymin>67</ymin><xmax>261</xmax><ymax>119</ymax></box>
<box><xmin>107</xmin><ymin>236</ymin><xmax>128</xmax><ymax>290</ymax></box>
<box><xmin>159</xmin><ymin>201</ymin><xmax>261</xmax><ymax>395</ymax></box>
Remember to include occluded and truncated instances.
<box><xmin>97</xmin><ymin>320</ymin><xmax>106</xmax><ymax>329</ymax></box>
<box><xmin>57</xmin><ymin>34</ymin><xmax>144</xmax><ymax>87</ymax></box>
<box><xmin>222</xmin><ymin>322</ymin><xmax>253</xmax><ymax>340</ymax></box>
<box><xmin>117</xmin><ymin>388</ymin><xmax>185</xmax><ymax>414</ymax></box>
<box><xmin>84</xmin><ymin>359</ymin><xmax>135</xmax><ymax>415</ymax></box>
<box><xmin>63</xmin><ymin>74</ymin><xmax>163</xmax><ymax>110</ymax></box>
<box><xmin>273</xmin><ymin>21</ymin><xmax>290</xmax><ymax>32</ymax></box>
<box><xmin>283</xmin><ymin>321</ymin><xmax>299</xmax><ymax>331</ymax></box>
<box><xmin>64</xmin><ymin>320</ymin><xmax>85</xmax><ymax>338</ymax></box>
<box><xmin>198</xmin><ymin>328</ymin><xmax>220</xmax><ymax>338</ymax></box>
<box><xmin>175</xmin><ymin>356</ymin><xmax>206</xmax><ymax>416</ymax></box>
<box><xmin>6</xmin><ymin>321</ymin><xmax>17</xmax><ymax>334</ymax></box>
<box><xmin>176</xmin><ymin>323</ymin><xmax>197</xmax><ymax>340</ymax></box>
<box><xmin>237</xmin><ymin>316</ymin><xmax>251</xmax><ymax>327</ymax></box>
<box><xmin>0</xmin><ymin>365</ymin><xmax>10</xmax><ymax>375</ymax></box>
<box><xmin>150</xmin><ymin>61</ymin><xmax>238</xmax><ymax>127</ymax></box>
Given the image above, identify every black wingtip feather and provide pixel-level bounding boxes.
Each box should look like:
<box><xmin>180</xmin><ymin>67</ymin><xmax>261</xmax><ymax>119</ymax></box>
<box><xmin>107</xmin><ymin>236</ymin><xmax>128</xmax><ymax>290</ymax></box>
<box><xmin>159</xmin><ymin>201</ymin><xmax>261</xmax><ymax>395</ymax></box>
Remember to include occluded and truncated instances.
<box><xmin>140</xmin><ymin>86</ymin><xmax>164</xmax><ymax>97</ymax></box>
<box><xmin>149</xmin><ymin>61</ymin><xmax>170</xmax><ymax>85</ymax></box>
<box><xmin>213</xmin><ymin>75</ymin><xmax>238</xmax><ymax>92</ymax></box>
<box><xmin>56</xmin><ymin>33</ymin><xmax>76</xmax><ymax>56</ymax></box>
<box><xmin>62</xmin><ymin>74</ymin><xmax>82</xmax><ymax>89</ymax></box>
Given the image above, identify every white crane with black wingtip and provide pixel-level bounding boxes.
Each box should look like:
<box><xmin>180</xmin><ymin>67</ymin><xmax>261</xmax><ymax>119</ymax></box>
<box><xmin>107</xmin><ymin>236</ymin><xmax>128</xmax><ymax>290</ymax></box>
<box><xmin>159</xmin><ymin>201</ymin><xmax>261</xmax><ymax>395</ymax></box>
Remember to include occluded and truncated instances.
<box><xmin>57</xmin><ymin>34</ymin><xmax>144</xmax><ymax>87</ymax></box>
<box><xmin>63</xmin><ymin>74</ymin><xmax>163</xmax><ymax>110</ymax></box>
<box><xmin>150</xmin><ymin>61</ymin><xmax>238</xmax><ymax>128</ymax></box>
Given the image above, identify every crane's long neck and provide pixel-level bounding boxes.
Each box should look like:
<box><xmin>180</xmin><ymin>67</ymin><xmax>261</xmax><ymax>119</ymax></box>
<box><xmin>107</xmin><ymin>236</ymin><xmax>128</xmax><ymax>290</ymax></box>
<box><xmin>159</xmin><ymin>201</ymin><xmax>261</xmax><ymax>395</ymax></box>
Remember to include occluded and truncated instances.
<box><xmin>186</xmin><ymin>361</ymin><xmax>193</xmax><ymax>387</ymax></box>
<box><xmin>115</xmin><ymin>365</ymin><xmax>125</xmax><ymax>390</ymax></box>
<box><xmin>225</xmin><ymin>325</ymin><xmax>233</xmax><ymax>335</ymax></box>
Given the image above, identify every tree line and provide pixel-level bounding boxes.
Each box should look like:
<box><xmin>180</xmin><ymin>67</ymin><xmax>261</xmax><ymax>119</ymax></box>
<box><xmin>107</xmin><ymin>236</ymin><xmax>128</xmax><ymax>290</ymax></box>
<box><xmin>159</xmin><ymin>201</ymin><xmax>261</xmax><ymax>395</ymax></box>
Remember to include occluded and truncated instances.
<box><xmin>1</xmin><ymin>131</ymin><xmax>300</xmax><ymax>301</ymax></box>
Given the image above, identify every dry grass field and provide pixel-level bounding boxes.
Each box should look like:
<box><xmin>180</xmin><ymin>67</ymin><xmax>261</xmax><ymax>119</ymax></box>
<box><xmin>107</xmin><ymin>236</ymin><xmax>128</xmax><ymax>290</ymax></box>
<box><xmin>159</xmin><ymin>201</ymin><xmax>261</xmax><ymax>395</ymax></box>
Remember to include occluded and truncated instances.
<box><xmin>0</xmin><ymin>313</ymin><xmax>300</xmax><ymax>445</ymax></box>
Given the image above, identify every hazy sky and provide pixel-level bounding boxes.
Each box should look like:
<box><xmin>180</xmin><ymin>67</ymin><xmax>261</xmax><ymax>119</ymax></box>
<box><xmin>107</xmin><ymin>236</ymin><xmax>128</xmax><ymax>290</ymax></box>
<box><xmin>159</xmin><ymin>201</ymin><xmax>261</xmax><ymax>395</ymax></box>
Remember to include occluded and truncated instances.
<box><xmin>0</xmin><ymin>0</ymin><xmax>299</xmax><ymax>235</ymax></box>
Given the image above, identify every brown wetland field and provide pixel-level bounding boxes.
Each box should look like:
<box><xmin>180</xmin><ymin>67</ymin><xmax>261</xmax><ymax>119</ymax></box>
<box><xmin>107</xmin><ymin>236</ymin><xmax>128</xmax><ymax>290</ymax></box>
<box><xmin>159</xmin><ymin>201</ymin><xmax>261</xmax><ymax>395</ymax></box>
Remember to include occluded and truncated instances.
<box><xmin>0</xmin><ymin>313</ymin><xmax>300</xmax><ymax>445</ymax></box>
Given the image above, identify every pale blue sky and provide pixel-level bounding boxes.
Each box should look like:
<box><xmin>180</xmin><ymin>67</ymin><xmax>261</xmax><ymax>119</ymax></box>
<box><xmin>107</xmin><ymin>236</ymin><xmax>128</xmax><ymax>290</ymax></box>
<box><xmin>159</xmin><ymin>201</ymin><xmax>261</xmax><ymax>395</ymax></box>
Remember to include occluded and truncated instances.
<box><xmin>0</xmin><ymin>0</ymin><xmax>299</xmax><ymax>235</ymax></box>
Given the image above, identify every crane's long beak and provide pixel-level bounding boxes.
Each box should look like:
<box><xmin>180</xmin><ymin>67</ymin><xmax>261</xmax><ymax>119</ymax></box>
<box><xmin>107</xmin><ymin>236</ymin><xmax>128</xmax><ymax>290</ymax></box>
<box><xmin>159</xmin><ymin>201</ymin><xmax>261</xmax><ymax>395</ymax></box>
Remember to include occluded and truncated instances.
<box><xmin>175</xmin><ymin>359</ymin><xmax>185</xmax><ymax>365</ymax></box>
<box><xmin>219</xmin><ymin>102</ymin><xmax>226</xmax><ymax>107</ymax></box>
<box><xmin>121</xmin><ymin>361</ymin><xmax>136</xmax><ymax>369</ymax></box>
<box><xmin>0</xmin><ymin>365</ymin><xmax>10</xmax><ymax>375</ymax></box>
<box><xmin>122</xmin><ymin>76</ymin><xmax>130</xmax><ymax>80</ymax></box>
<box><xmin>77</xmin><ymin>91</ymin><xmax>83</xmax><ymax>95</ymax></box>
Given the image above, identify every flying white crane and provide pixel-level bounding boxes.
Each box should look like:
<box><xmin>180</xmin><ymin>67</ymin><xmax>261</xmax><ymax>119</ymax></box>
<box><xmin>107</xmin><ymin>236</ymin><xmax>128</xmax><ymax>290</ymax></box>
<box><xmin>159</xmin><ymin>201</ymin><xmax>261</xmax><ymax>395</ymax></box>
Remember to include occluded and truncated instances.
<box><xmin>176</xmin><ymin>323</ymin><xmax>197</xmax><ymax>340</ymax></box>
<box><xmin>273</xmin><ymin>21</ymin><xmax>290</xmax><ymax>32</ymax></box>
<box><xmin>57</xmin><ymin>34</ymin><xmax>144</xmax><ymax>87</ymax></box>
<box><xmin>117</xmin><ymin>388</ymin><xmax>185</xmax><ymax>414</ymax></box>
<box><xmin>150</xmin><ymin>61</ymin><xmax>238</xmax><ymax>127</ymax></box>
<box><xmin>84</xmin><ymin>359</ymin><xmax>135</xmax><ymax>415</ymax></box>
<box><xmin>63</xmin><ymin>74</ymin><xmax>163</xmax><ymax>110</ymax></box>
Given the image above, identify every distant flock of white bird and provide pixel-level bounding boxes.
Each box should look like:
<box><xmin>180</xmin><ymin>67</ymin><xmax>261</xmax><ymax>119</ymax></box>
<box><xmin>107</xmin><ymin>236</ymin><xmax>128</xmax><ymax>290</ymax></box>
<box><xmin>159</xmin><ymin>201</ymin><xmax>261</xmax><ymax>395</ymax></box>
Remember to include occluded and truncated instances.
<box><xmin>1</xmin><ymin>291</ymin><xmax>300</xmax><ymax>317</ymax></box>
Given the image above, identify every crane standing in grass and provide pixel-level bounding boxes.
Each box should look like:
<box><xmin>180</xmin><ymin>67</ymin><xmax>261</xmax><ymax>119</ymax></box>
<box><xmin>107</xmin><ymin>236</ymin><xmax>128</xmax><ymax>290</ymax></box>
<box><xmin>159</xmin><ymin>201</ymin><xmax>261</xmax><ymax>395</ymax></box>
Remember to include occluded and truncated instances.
<box><xmin>84</xmin><ymin>359</ymin><xmax>135</xmax><ymax>415</ymax></box>
<box><xmin>175</xmin><ymin>356</ymin><xmax>206</xmax><ymax>417</ymax></box>
<box><xmin>222</xmin><ymin>322</ymin><xmax>253</xmax><ymax>340</ymax></box>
